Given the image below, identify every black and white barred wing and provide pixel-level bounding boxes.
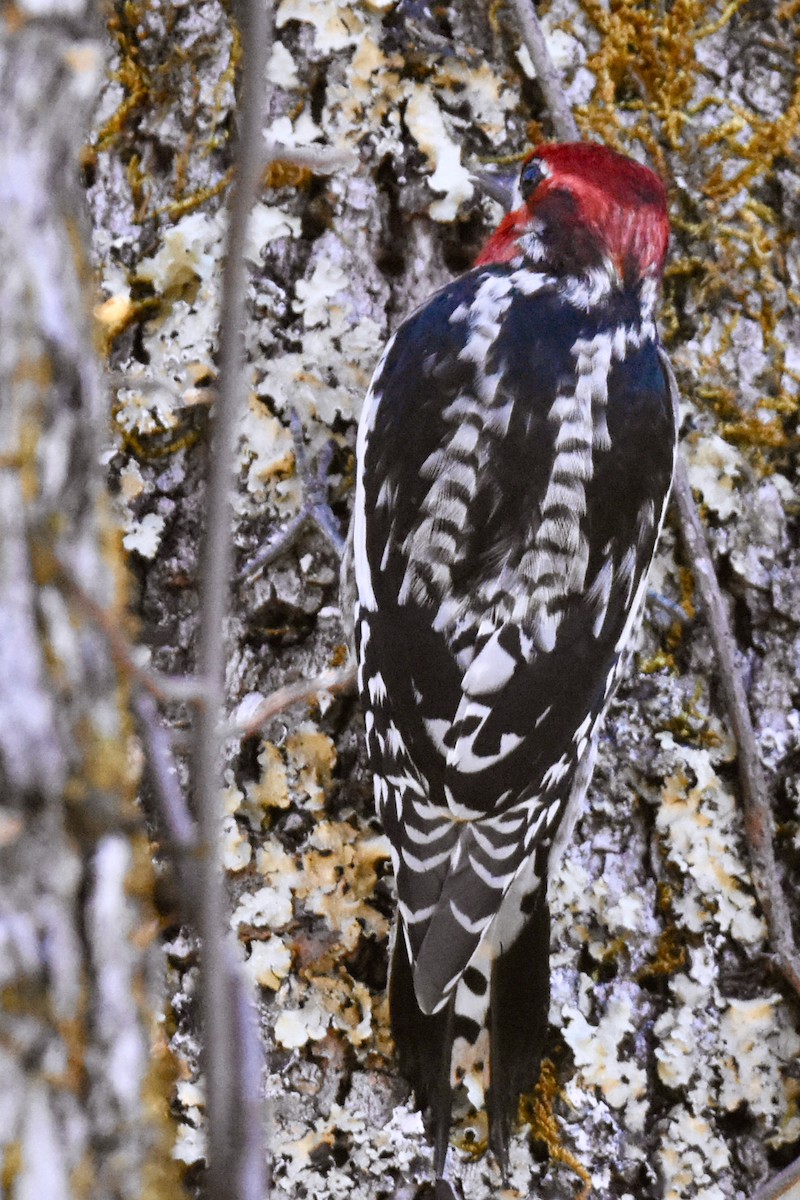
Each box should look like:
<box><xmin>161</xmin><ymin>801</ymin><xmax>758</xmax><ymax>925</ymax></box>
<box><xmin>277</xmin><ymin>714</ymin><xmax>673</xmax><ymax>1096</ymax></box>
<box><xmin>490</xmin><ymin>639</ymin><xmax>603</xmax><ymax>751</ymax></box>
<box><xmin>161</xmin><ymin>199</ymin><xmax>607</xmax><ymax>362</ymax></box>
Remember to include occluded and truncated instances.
<box><xmin>354</xmin><ymin>266</ymin><xmax>676</xmax><ymax>1014</ymax></box>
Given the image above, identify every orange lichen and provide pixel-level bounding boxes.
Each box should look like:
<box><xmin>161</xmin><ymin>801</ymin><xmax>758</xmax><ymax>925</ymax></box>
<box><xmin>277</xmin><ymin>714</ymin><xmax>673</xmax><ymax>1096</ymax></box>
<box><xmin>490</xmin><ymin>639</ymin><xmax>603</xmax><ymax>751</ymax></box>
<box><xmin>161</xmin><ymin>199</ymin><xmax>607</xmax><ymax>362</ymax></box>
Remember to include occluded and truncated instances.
<box><xmin>573</xmin><ymin>0</ymin><xmax>800</xmax><ymax>469</ymax></box>
<box><xmin>95</xmin><ymin>0</ymin><xmax>242</xmax><ymax>226</ymax></box>
<box><xmin>520</xmin><ymin>1060</ymin><xmax>592</xmax><ymax>1199</ymax></box>
<box><xmin>263</xmin><ymin>160</ymin><xmax>315</xmax><ymax>190</ymax></box>
<box><xmin>637</xmin><ymin>924</ymin><xmax>689</xmax><ymax>981</ymax></box>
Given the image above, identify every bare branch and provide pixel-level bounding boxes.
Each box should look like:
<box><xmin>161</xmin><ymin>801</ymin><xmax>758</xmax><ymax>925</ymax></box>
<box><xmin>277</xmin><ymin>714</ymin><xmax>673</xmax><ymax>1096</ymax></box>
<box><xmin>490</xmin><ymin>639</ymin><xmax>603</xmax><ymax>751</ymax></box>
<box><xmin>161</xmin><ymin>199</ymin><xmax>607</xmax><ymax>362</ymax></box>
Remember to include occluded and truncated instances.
<box><xmin>134</xmin><ymin>692</ymin><xmax>197</xmax><ymax>858</ymax></box>
<box><xmin>671</xmin><ymin>456</ymin><xmax>800</xmax><ymax>999</ymax></box>
<box><xmin>263</xmin><ymin>140</ymin><xmax>357</xmax><ymax>174</ymax></box>
<box><xmin>134</xmin><ymin>690</ymin><xmax>269</xmax><ymax>1200</ymax></box>
<box><xmin>134</xmin><ymin>690</ymin><xmax>202</xmax><ymax>917</ymax></box>
<box><xmin>57</xmin><ymin>561</ymin><xmax>207</xmax><ymax>704</ymax></box>
<box><xmin>238</xmin><ymin>508</ymin><xmax>311</xmax><ymax>582</ymax></box>
<box><xmin>751</xmin><ymin>1155</ymin><xmax>800</xmax><ymax>1200</ymax></box>
<box><xmin>506</xmin><ymin>0</ymin><xmax>579</xmax><ymax>142</ymax></box>
<box><xmin>234</xmin><ymin>663</ymin><xmax>357</xmax><ymax>738</ymax></box>
<box><xmin>192</xmin><ymin>1</ymin><xmax>273</xmax><ymax>1195</ymax></box>
<box><xmin>238</xmin><ymin>408</ymin><xmax>344</xmax><ymax>584</ymax></box>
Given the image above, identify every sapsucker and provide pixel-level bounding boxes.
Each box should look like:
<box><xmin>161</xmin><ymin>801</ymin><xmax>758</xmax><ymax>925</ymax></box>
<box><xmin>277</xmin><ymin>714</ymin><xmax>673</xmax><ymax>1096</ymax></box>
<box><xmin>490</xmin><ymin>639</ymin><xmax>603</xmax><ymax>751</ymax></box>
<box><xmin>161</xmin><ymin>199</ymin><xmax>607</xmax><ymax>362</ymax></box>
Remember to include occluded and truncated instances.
<box><xmin>350</xmin><ymin>142</ymin><xmax>676</xmax><ymax>1182</ymax></box>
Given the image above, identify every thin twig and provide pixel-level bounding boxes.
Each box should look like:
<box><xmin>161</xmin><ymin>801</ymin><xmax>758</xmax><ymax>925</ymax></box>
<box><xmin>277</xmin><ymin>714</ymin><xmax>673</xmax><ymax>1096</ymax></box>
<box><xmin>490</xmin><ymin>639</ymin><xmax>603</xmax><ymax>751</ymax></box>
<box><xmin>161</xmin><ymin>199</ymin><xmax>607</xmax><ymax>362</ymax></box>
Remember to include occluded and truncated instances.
<box><xmin>751</xmin><ymin>1154</ymin><xmax>800</xmax><ymax>1200</ymax></box>
<box><xmin>134</xmin><ymin>690</ymin><xmax>270</xmax><ymax>1197</ymax></box>
<box><xmin>506</xmin><ymin>0</ymin><xmax>579</xmax><ymax>142</ymax></box>
<box><xmin>237</xmin><ymin>409</ymin><xmax>343</xmax><ymax>584</ymax></box>
<box><xmin>133</xmin><ymin>690</ymin><xmax>201</xmax><ymax>913</ymax></box>
<box><xmin>671</xmin><ymin>455</ymin><xmax>800</xmax><ymax>998</ymax></box>
<box><xmin>192</xmin><ymin>1</ymin><xmax>272</xmax><ymax>1196</ymax></box>
<box><xmin>263</xmin><ymin>140</ymin><xmax>356</xmax><ymax>174</ymax></box>
<box><xmin>286</xmin><ymin>409</ymin><xmax>345</xmax><ymax>554</ymax></box>
<box><xmin>57</xmin><ymin>561</ymin><xmax>207</xmax><ymax>704</ymax></box>
<box><xmin>239</xmin><ymin>509</ymin><xmax>310</xmax><ymax>582</ymax></box>
<box><xmin>506</xmin><ymin>0</ymin><xmax>800</xmax><ymax>1003</ymax></box>
<box><xmin>234</xmin><ymin>663</ymin><xmax>357</xmax><ymax>738</ymax></box>
<box><xmin>229</xmin><ymin>963</ymin><xmax>272</xmax><ymax>1200</ymax></box>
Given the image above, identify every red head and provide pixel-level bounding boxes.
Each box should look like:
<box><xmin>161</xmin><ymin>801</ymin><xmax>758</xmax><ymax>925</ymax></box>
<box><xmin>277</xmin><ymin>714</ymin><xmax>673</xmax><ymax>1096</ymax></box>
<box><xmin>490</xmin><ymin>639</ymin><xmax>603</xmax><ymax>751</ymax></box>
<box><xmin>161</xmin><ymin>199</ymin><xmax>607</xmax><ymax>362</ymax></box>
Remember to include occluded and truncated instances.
<box><xmin>475</xmin><ymin>142</ymin><xmax>669</xmax><ymax>289</ymax></box>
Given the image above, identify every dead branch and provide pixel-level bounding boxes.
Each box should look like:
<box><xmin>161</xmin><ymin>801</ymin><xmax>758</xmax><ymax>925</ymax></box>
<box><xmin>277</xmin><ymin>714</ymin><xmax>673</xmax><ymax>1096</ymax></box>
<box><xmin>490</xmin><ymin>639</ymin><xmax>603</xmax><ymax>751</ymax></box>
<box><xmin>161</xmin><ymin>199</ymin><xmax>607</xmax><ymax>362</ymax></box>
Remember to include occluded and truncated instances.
<box><xmin>234</xmin><ymin>663</ymin><xmax>357</xmax><ymax>738</ymax></box>
<box><xmin>506</xmin><ymin>0</ymin><xmax>579</xmax><ymax>142</ymax></box>
<box><xmin>671</xmin><ymin>455</ymin><xmax>800</xmax><ymax>999</ymax></box>
<box><xmin>135</xmin><ymin>688</ymin><xmax>270</xmax><ymax>1199</ymax></box>
<box><xmin>134</xmin><ymin>690</ymin><xmax>203</xmax><ymax>921</ymax></box>
<box><xmin>57</xmin><ymin>561</ymin><xmax>207</xmax><ymax>704</ymax></box>
<box><xmin>750</xmin><ymin>1155</ymin><xmax>800</xmax><ymax>1200</ymax></box>
<box><xmin>238</xmin><ymin>409</ymin><xmax>343</xmax><ymax>584</ymax></box>
<box><xmin>191</xmin><ymin>0</ymin><xmax>273</xmax><ymax>1195</ymax></box>
<box><xmin>263</xmin><ymin>140</ymin><xmax>356</xmax><ymax>174</ymax></box>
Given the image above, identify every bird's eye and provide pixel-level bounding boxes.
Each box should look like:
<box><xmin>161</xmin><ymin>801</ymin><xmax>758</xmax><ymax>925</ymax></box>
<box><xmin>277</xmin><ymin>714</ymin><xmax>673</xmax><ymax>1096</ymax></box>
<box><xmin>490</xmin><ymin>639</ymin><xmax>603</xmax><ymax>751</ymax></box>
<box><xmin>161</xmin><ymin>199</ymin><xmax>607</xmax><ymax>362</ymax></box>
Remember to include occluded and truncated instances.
<box><xmin>519</xmin><ymin>158</ymin><xmax>546</xmax><ymax>202</ymax></box>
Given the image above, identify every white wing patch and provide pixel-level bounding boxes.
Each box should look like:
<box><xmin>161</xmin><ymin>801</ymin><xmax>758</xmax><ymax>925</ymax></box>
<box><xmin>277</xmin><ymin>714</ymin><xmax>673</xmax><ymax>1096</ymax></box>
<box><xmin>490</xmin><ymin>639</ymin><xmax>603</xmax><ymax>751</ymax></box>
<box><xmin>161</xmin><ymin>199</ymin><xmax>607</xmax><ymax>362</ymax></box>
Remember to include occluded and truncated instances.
<box><xmin>460</xmin><ymin>632</ymin><xmax>517</xmax><ymax>695</ymax></box>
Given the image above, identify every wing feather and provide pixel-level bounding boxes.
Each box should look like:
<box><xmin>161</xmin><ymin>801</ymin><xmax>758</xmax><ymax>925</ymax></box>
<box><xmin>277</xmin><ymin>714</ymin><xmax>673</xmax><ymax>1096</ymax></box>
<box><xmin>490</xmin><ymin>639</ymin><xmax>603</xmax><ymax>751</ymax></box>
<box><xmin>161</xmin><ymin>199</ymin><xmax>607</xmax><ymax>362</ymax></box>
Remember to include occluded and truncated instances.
<box><xmin>356</xmin><ymin>264</ymin><xmax>676</xmax><ymax>1010</ymax></box>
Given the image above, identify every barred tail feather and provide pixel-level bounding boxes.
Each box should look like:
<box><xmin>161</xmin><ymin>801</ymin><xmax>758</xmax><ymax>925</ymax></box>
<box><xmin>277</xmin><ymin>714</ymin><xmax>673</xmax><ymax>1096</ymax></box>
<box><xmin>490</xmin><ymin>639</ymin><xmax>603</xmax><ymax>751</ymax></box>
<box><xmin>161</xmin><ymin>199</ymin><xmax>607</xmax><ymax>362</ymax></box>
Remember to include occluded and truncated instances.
<box><xmin>391</xmin><ymin>894</ymin><xmax>551</xmax><ymax>1183</ymax></box>
<box><xmin>390</xmin><ymin>921</ymin><xmax>455</xmax><ymax>1179</ymax></box>
<box><xmin>487</xmin><ymin>888</ymin><xmax>551</xmax><ymax>1171</ymax></box>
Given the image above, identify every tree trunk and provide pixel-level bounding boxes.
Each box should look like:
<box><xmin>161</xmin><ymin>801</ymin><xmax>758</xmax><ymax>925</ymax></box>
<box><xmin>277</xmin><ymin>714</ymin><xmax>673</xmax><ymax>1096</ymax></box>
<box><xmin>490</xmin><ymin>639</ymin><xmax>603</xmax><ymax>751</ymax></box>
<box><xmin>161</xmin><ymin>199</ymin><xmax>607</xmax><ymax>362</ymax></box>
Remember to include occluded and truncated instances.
<box><xmin>0</xmin><ymin>9</ymin><xmax>179</xmax><ymax>1199</ymax></box>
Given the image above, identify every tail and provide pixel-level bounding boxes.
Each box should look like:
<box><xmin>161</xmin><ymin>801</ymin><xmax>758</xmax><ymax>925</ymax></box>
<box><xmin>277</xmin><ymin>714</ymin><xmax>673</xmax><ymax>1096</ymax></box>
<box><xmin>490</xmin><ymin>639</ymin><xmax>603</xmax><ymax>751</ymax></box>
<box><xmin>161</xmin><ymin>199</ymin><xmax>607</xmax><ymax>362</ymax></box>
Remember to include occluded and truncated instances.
<box><xmin>487</xmin><ymin>888</ymin><xmax>551</xmax><ymax>1170</ymax></box>
<box><xmin>390</xmin><ymin>923</ymin><xmax>455</xmax><ymax>1178</ymax></box>
<box><xmin>389</xmin><ymin>891</ymin><xmax>551</xmax><ymax>1181</ymax></box>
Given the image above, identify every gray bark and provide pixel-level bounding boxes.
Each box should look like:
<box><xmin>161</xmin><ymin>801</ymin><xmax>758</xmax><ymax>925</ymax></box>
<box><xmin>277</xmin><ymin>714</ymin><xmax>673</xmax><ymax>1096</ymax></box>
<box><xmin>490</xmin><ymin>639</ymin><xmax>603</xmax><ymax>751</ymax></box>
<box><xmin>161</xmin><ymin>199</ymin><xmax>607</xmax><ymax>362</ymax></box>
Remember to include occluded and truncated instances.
<box><xmin>0</xmin><ymin>8</ymin><xmax>177</xmax><ymax>1199</ymax></box>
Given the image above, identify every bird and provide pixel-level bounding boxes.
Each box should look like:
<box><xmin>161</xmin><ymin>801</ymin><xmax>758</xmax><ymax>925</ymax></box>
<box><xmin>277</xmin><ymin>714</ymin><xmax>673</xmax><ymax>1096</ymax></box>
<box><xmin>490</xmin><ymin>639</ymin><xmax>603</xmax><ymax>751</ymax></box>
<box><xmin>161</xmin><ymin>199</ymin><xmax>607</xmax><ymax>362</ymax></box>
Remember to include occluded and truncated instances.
<box><xmin>349</xmin><ymin>141</ymin><xmax>676</xmax><ymax>1186</ymax></box>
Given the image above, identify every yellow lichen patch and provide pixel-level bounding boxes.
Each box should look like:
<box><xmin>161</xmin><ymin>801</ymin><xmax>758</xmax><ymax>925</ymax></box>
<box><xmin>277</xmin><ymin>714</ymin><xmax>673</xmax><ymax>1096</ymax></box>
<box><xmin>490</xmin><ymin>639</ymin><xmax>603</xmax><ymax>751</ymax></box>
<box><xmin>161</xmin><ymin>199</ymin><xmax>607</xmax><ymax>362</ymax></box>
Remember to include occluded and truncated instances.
<box><xmin>140</xmin><ymin>1026</ymin><xmax>186</xmax><ymax>1200</ymax></box>
<box><xmin>639</xmin><ymin>649</ymin><xmax>677</xmax><ymax>676</ymax></box>
<box><xmin>660</xmin><ymin>684</ymin><xmax>723</xmax><ymax>750</ymax></box>
<box><xmin>279</xmin><ymin>1125</ymin><xmax>336</xmax><ymax>1174</ymax></box>
<box><xmin>159</xmin><ymin>167</ymin><xmax>236</xmax><ymax>222</ymax></box>
<box><xmin>371</xmin><ymin>992</ymin><xmax>393</xmax><ymax>1059</ymax></box>
<box><xmin>656</xmin><ymin>738</ymin><xmax>765</xmax><ymax>943</ymax></box>
<box><xmin>126</xmin><ymin>830</ymin><xmax>164</xmax><ymax>907</ymax></box>
<box><xmin>286</xmin><ymin>724</ymin><xmax>337</xmax><ymax>811</ymax></box>
<box><xmin>112</xmin><ymin>414</ymin><xmax>205</xmax><ymax>464</ymax></box>
<box><xmin>63</xmin><ymin>716</ymin><xmax>139</xmax><ymax>838</ymax></box>
<box><xmin>93</xmin><ymin>293</ymin><xmax>136</xmax><ymax>346</ymax></box>
<box><xmin>0</xmin><ymin>1142</ymin><xmax>22</xmax><ymax>1197</ymax></box>
<box><xmin>306</xmin><ymin>970</ymin><xmax>374</xmax><ymax>1045</ymax></box>
<box><xmin>329</xmin><ymin>643</ymin><xmax>350</xmax><ymax>669</ymax></box>
<box><xmin>404</xmin><ymin>83</ymin><xmax>474</xmax><ymax>221</ymax></box>
<box><xmin>349</xmin><ymin>31</ymin><xmax>387</xmax><ymax>85</ymax></box>
<box><xmin>573</xmin><ymin>0</ymin><xmax>800</xmax><ymax>467</ymax></box>
<box><xmin>520</xmin><ymin>1060</ymin><xmax>591</xmax><ymax>1200</ymax></box>
<box><xmin>255</xmin><ymin>837</ymin><xmax>299</xmax><ymax>881</ymax></box>
<box><xmin>276</xmin><ymin>0</ymin><xmax>367</xmax><ymax>54</ymax></box>
<box><xmin>244</xmin><ymin>936</ymin><xmax>294</xmax><ymax>990</ymax></box>
<box><xmin>717</xmin><ymin>996</ymin><xmax>800</xmax><ymax>1137</ymax></box>
<box><xmin>297</xmin><ymin>821</ymin><xmax>390</xmax><ymax>946</ymax></box>
<box><xmin>246</xmin><ymin>741</ymin><xmax>291</xmax><ymax>815</ymax></box>
<box><xmin>263</xmin><ymin>160</ymin><xmax>314</xmax><ymax>191</ymax></box>
<box><xmin>677</xmin><ymin>566</ymin><xmax>695</xmax><ymax>623</ymax></box>
<box><xmin>240</xmin><ymin>401</ymin><xmax>296</xmax><ymax>494</ymax></box>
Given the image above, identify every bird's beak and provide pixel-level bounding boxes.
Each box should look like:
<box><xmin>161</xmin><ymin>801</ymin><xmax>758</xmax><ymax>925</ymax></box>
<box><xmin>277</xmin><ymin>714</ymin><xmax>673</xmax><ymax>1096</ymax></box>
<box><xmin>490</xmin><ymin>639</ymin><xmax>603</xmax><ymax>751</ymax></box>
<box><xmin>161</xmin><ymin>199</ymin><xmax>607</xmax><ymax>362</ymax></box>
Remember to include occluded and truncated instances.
<box><xmin>469</xmin><ymin>168</ymin><xmax>517</xmax><ymax>212</ymax></box>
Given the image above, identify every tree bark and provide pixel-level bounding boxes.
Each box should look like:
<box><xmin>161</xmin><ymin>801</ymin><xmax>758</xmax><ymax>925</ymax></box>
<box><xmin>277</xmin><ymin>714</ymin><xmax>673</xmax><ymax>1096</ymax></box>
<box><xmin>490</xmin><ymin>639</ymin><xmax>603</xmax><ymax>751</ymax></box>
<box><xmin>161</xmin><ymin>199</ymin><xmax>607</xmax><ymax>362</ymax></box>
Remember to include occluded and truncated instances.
<box><xmin>0</xmin><ymin>9</ymin><xmax>178</xmax><ymax>1199</ymax></box>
